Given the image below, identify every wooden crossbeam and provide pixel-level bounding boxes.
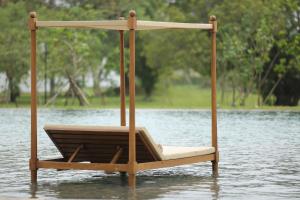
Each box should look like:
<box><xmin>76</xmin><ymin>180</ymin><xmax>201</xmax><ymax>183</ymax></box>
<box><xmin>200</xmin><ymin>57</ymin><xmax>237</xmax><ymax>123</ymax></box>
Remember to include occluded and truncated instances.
<box><xmin>36</xmin><ymin>20</ymin><xmax>128</xmax><ymax>30</ymax></box>
<box><xmin>137</xmin><ymin>154</ymin><xmax>215</xmax><ymax>171</ymax></box>
<box><xmin>38</xmin><ymin>161</ymin><xmax>128</xmax><ymax>171</ymax></box>
<box><xmin>137</xmin><ymin>20</ymin><xmax>213</xmax><ymax>30</ymax></box>
<box><xmin>36</xmin><ymin>20</ymin><xmax>213</xmax><ymax>31</ymax></box>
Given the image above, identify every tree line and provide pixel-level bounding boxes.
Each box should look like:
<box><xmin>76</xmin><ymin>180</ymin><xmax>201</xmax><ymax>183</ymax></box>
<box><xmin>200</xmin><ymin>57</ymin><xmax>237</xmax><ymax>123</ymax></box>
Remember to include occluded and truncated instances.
<box><xmin>0</xmin><ymin>0</ymin><xmax>299</xmax><ymax>106</ymax></box>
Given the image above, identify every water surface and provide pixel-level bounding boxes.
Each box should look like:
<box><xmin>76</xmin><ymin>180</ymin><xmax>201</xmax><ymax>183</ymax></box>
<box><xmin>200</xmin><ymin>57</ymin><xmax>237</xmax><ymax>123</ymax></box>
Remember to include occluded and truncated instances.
<box><xmin>0</xmin><ymin>109</ymin><xmax>299</xmax><ymax>199</ymax></box>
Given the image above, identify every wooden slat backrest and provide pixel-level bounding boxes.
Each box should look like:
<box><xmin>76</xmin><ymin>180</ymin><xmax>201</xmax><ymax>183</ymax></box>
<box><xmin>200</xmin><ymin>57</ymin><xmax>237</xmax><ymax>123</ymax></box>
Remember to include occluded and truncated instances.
<box><xmin>44</xmin><ymin>125</ymin><xmax>163</xmax><ymax>163</ymax></box>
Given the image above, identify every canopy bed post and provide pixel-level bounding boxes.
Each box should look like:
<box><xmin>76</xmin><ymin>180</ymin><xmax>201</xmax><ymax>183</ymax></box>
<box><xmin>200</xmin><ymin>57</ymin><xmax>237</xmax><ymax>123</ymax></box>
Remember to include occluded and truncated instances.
<box><xmin>119</xmin><ymin>17</ymin><xmax>126</xmax><ymax>127</ymax></box>
<box><xmin>29</xmin><ymin>11</ymin><xmax>38</xmax><ymax>184</ymax></box>
<box><xmin>127</xmin><ymin>10</ymin><xmax>137</xmax><ymax>187</ymax></box>
<box><xmin>209</xmin><ymin>15</ymin><xmax>219</xmax><ymax>175</ymax></box>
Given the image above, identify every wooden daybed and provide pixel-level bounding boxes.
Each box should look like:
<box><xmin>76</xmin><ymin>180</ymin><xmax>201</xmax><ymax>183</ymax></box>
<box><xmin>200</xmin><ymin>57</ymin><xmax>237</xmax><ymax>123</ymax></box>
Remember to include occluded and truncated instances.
<box><xmin>29</xmin><ymin>10</ymin><xmax>219</xmax><ymax>187</ymax></box>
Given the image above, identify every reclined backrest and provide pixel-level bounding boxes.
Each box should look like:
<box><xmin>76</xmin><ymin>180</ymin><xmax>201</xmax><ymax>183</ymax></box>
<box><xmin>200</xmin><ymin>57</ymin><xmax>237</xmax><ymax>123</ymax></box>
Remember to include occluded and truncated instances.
<box><xmin>44</xmin><ymin>125</ymin><xmax>163</xmax><ymax>163</ymax></box>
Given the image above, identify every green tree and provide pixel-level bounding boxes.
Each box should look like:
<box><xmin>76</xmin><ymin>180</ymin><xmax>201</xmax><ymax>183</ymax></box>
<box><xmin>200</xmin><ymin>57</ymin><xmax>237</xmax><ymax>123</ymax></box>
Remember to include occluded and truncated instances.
<box><xmin>0</xmin><ymin>2</ymin><xmax>28</xmax><ymax>103</ymax></box>
<box><xmin>261</xmin><ymin>0</ymin><xmax>300</xmax><ymax>106</ymax></box>
<box><xmin>37</xmin><ymin>6</ymin><xmax>107</xmax><ymax>106</ymax></box>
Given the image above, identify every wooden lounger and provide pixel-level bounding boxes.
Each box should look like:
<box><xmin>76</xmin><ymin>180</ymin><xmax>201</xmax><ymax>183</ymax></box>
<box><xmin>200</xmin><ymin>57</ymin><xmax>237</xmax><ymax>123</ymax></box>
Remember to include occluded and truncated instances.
<box><xmin>29</xmin><ymin>10</ymin><xmax>219</xmax><ymax>186</ymax></box>
<box><xmin>44</xmin><ymin>124</ymin><xmax>215</xmax><ymax>164</ymax></box>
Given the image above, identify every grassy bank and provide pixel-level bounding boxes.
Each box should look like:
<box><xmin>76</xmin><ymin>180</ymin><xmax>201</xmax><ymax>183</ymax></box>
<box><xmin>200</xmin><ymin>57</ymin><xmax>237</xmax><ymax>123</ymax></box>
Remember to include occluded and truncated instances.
<box><xmin>0</xmin><ymin>85</ymin><xmax>299</xmax><ymax>110</ymax></box>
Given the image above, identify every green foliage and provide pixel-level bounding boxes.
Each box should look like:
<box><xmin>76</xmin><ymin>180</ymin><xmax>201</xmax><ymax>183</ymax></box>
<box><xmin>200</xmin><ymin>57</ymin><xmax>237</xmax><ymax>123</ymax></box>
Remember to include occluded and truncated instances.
<box><xmin>0</xmin><ymin>0</ymin><xmax>299</xmax><ymax>106</ymax></box>
<box><xmin>0</xmin><ymin>2</ymin><xmax>28</xmax><ymax>102</ymax></box>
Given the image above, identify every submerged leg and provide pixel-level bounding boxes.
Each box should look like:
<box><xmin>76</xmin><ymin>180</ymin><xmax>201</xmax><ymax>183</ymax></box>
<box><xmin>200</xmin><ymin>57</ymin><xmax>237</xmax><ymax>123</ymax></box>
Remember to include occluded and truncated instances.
<box><xmin>120</xmin><ymin>171</ymin><xmax>127</xmax><ymax>177</ymax></box>
<box><xmin>31</xmin><ymin>169</ymin><xmax>37</xmax><ymax>184</ymax></box>
<box><xmin>128</xmin><ymin>173</ymin><xmax>136</xmax><ymax>187</ymax></box>
<box><xmin>212</xmin><ymin>161</ymin><xmax>219</xmax><ymax>176</ymax></box>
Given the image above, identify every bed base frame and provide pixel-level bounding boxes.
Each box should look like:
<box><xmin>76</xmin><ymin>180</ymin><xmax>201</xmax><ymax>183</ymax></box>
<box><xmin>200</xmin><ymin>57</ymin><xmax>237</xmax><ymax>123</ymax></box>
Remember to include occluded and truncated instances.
<box><xmin>35</xmin><ymin>153</ymin><xmax>216</xmax><ymax>172</ymax></box>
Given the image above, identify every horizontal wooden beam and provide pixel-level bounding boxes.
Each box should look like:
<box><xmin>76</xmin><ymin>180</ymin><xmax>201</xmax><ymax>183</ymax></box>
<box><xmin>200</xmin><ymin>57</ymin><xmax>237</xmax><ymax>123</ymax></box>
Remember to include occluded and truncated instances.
<box><xmin>36</xmin><ymin>20</ymin><xmax>212</xmax><ymax>31</ymax></box>
<box><xmin>37</xmin><ymin>160</ymin><xmax>128</xmax><ymax>172</ymax></box>
<box><xmin>137</xmin><ymin>154</ymin><xmax>215</xmax><ymax>171</ymax></box>
<box><xmin>137</xmin><ymin>20</ymin><xmax>213</xmax><ymax>30</ymax></box>
<box><xmin>36</xmin><ymin>20</ymin><xmax>128</xmax><ymax>30</ymax></box>
<box><xmin>38</xmin><ymin>154</ymin><xmax>215</xmax><ymax>172</ymax></box>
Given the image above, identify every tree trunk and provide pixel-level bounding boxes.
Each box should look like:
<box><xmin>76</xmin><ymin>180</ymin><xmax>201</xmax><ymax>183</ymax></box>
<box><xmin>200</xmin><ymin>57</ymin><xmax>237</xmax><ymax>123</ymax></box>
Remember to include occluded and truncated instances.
<box><xmin>66</xmin><ymin>72</ymin><xmax>89</xmax><ymax>106</ymax></box>
<box><xmin>263</xmin><ymin>75</ymin><xmax>283</xmax><ymax>105</ymax></box>
<box><xmin>92</xmin><ymin>77</ymin><xmax>106</xmax><ymax>105</ymax></box>
<box><xmin>81</xmin><ymin>74</ymin><xmax>86</xmax><ymax>88</ymax></box>
<box><xmin>231</xmin><ymin>80</ymin><xmax>236</xmax><ymax>107</ymax></box>
<box><xmin>220</xmin><ymin>72</ymin><xmax>226</xmax><ymax>105</ymax></box>
<box><xmin>257</xmin><ymin>73</ymin><xmax>262</xmax><ymax>107</ymax></box>
<box><xmin>92</xmin><ymin>77</ymin><xmax>101</xmax><ymax>96</ymax></box>
<box><xmin>6</xmin><ymin>73</ymin><xmax>20</xmax><ymax>103</ymax></box>
<box><xmin>92</xmin><ymin>62</ymin><xmax>106</xmax><ymax>105</ymax></box>
<box><xmin>50</xmin><ymin>75</ymin><xmax>55</xmax><ymax>97</ymax></box>
<box><xmin>239</xmin><ymin>87</ymin><xmax>249</xmax><ymax>106</ymax></box>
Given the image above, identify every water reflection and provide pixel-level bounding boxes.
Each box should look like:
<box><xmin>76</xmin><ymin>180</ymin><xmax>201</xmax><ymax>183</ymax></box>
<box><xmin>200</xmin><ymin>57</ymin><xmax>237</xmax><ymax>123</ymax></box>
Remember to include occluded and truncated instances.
<box><xmin>30</xmin><ymin>174</ymin><xmax>219</xmax><ymax>199</ymax></box>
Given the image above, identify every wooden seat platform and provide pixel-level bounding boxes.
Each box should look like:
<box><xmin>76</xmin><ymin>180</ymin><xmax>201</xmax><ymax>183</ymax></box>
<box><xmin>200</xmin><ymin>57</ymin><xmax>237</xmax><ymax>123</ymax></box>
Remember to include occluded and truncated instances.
<box><xmin>44</xmin><ymin>124</ymin><xmax>215</xmax><ymax>164</ymax></box>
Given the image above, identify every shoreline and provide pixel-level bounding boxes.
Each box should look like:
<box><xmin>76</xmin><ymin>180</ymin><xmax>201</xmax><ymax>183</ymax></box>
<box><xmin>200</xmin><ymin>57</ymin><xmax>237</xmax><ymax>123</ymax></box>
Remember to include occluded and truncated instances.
<box><xmin>0</xmin><ymin>106</ymin><xmax>299</xmax><ymax>112</ymax></box>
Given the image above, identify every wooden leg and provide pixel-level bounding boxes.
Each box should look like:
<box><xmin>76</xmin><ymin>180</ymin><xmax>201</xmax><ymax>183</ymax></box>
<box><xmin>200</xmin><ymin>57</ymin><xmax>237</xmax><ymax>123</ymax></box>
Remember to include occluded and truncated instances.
<box><xmin>31</xmin><ymin>169</ymin><xmax>37</xmax><ymax>184</ymax></box>
<box><xmin>128</xmin><ymin>173</ymin><xmax>136</xmax><ymax>187</ymax></box>
<box><xmin>212</xmin><ymin>161</ymin><xmax>218</xmax><ymax>176</ymax></box>
<box><xmin>30</xmin><ymin>180</ymin><xmax>37</xmax><ymax>198</ymax></box>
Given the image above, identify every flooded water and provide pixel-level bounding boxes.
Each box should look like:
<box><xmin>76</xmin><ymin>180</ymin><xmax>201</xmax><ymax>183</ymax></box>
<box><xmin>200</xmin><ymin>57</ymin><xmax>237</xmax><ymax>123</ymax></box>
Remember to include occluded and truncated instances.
<box><xmin>0</xmin><ymin>109</ymin><xmax>299</xmax><ymax>199</ymax></box>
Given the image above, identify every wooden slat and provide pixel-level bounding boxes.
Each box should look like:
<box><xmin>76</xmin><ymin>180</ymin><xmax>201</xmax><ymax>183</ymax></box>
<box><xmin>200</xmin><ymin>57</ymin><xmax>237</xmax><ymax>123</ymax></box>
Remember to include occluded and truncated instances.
<box><xmin>57</xmin><ymin>143</ymin><xmax>146</xmax><ymax>149</ymax></box>
<box><xmin>62</xmin><ymin>146</ymin><xmax>145</xmax><ymax>152</ymax></box>
<box><xmin>62</xmin><ymin>150</ymin><xmax>150</xmax><ymax>156</ymax></box>
<box><xmin>50</xmin><ymin>131</ymin><xmax>129</xmax><ymax>136</ymax></box>
<box><xmin>44</xmin><ymin>124</ymin><xmax>140</xmax><ymax>133</ymax></box>
<box><xmin>53</xmin><ymin>139</ymin><xmax>143</xmax><ymax>145</ymax></box>
<box><xmin>51</xmin><ymin>134</ymin><xmax>128</xmax><ymax>139</ymax></box>
<box><xmin>64</xmin><ymin>155</ymin><xmax>114</xmax><ymax>159</ymax></box>
<box><xmin>137</xmin><ymin>154</ymin><xmax>215</xmax><ymax>171</ymax></box>
<box><xmin>38</xmin><ymin>160</ymin><xmax>128</xmax><ymax>171</ymax></box>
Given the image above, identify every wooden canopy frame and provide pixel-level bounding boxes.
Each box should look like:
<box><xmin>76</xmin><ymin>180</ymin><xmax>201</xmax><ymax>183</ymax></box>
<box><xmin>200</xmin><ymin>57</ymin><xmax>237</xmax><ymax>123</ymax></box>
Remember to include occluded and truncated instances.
<box><xmin>29</xmin><ymin>10</ymin><xmax>218</xmax><ymax>187</ymax></box>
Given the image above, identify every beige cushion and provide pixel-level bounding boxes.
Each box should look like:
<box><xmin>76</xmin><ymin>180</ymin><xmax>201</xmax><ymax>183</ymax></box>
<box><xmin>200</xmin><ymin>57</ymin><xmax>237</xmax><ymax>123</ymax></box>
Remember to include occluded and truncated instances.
<box><xmin>161</xmin><ymin>146</ymin><xmax>215</xmax><ymax>160</ymax></box>
<box><xmin>156</xmin><ymin>144</ymin><xmax>163</xmax><ymax>153</ymax></box>
<box><xmin>138</xmin><ymin>128</ymin><xmax>164</xmax><ymax>160</ymax></box>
